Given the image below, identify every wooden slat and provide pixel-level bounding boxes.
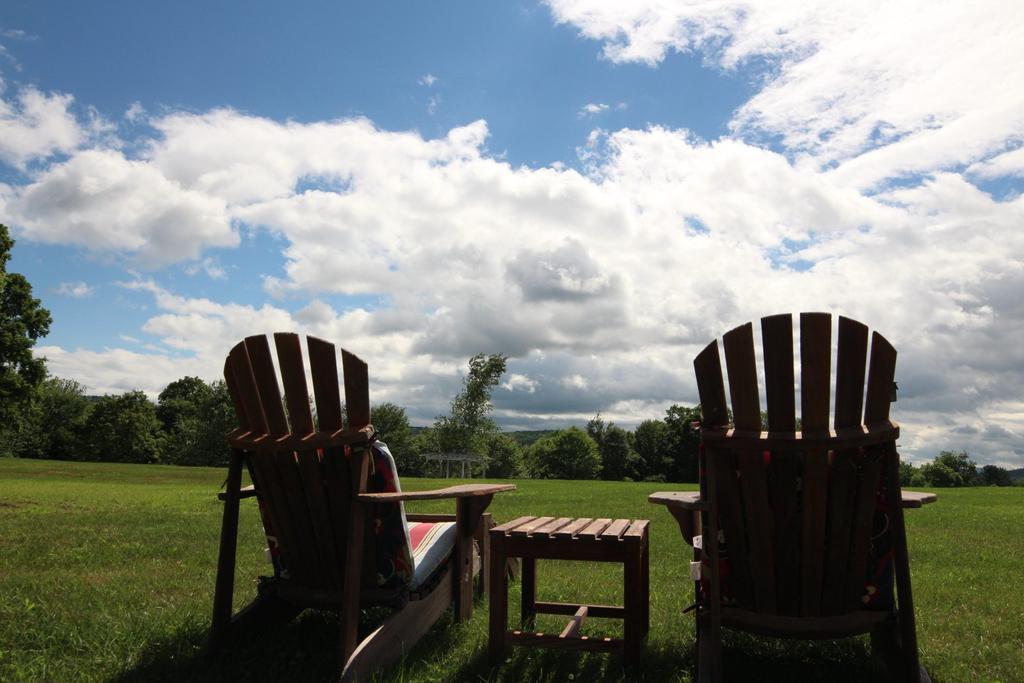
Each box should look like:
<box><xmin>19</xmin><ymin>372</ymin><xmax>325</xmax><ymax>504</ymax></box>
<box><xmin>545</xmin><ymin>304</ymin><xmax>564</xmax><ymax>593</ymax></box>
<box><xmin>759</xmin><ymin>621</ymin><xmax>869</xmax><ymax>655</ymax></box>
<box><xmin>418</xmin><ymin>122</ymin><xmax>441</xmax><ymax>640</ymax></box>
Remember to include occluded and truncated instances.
<box><xmin>699</xmin><ymin>422</ymin><xmax>899</xmax><ymax>451</ymax></box>
<box><xmin>737</xmin><ymin>449</ymin><xmax>776</xmax><ymax>613</ymax></box>
<box><xmin>577</xmin><ymin>518</ymin><xmax>613</xmax><ymax>540</ymax></box>
<box><xmin>244</xmin><ymin>335</ymin><xmax>289</xmax><ymax>436</ymax></box>
<box><xmin>723</xmin><ymin>323</ymin><xmax>761</xmax><ymax>430</ymax></box>
<box><xmin>357</xmin><ymin>483</ymin><xmax>515</xmax><ymax>502</ymax></box>
<box><xmin>864</xmin><ymin>332</ymin><xmax>898</xmax><ymax>425</ymax></box>
<box><xmin>553</xmin><ymin>518</ymin><xmax>592</xmax><ymax>539</ymax></box>
<box><xmin>510</xmin><ymin>517</ymin><xmax>556</xmax><ymax>537</ymax></box>
<box><xmin>693</xmin><ymin>341</ymin><xmax>729</xmax><ymax>428</ymax></box>
<box><xmin>901</xmin><ymin>490</ymin><xmax>938</xmax><ymax>507</ymax></box>
<box><xmin>800</xmin><ymin>313</ymin><xmax>831</xmax><ymax>431</ymax></box>
<box><xmin>711</xmin><ymin>449</ymin><xmax>754</xmax><ymax>609</ymax></box>
<box><xmin>647</xmin><ymin>491</ymin><xmax>706</xmax><ymax>510</ymax></box>
<box><xmin>845</xmin><ymin>449</ymin><xmax>884</xmax><ymax>610</ymax></box>
<box><xmin>531</xmin><ymin>517</ymin><xmax>574</xmax><ymax>537</ymax></box>
<box><xmin>228</xmin><ymin>342</ymin><xmax>267</xmax><ymax>434</ymax></box>
<box><xmin>623</xmin><ymin>519</ymin><xmax>649</xmax><ymax>540</ymax></box>
<box><xmin>559</xmin><ymin>606</ymin><xmax>588</xmax><ymax>639</ymax></box>
<box><xmin>534</xmin><ymin>602</ymin><xmax>624</xmax><ymax>618</ymax></box>
<box><xmin>770</xmin><ymin>451</ymin><xmax>801</xmax><ymax>616</ymax></box>
<box><xmin>274</xmin><ymin>333</ymin><xmax>315</xmax><ymax>435</ymax></box>
<box><xmin>223</xmin><ymin>353</ymin><xmax>250</xmax><ymax>430</ymax></box>
<box><xmin>493</xmin><ymin>516</ymin><xmax>535</xmax><ymax>534</ymax></box>
<box><xmin>307</xmin><ymin>336</ymin><xmax>343</xmax><ymax>431</ymax></box>
<box><xmin>834</xmin><ymin>316</ymin><xmax>868</xmax><ymax>429</ymax></box>
<box><xmin>599</xmin><ymin>519</ymin><xmax>631</xmax><ymax>541</ymax></box>
<box><xmin>800</xmin><ymin>449</ymin><xmax>829</xmax><ymax>616</ymax></box>
<box><xmin>342</xmin><ymin>349</ymin><xmax>371</xmax><ymax>429</ymax></box>
<box><xmin>761</xmin><ymin>314</ymin><xmax>796</xmax><ymax>431</ymax></box>
<box><xmin>821</xmin><ymin>450</ymin><xmax>857</xmax><ymax>613</ymax></box>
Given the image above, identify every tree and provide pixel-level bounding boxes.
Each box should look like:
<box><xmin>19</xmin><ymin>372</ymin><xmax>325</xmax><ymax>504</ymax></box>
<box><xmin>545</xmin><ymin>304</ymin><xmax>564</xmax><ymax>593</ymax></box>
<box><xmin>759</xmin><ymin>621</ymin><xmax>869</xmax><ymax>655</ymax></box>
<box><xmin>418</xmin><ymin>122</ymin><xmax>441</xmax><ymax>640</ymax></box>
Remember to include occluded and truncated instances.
<box><xmin>84</xmin><ymin>391</ymin><xmax>165</xmax><ymax>463</ymax></box>
<box><xmin>433</xmin><ymin>353</ymin><xmax>507</xmax><ymax>455</ymax></box>
<box><xmin>919</xmin><ymin>461</ymin><xmax>962</xmax><ymax>488</ymax></box>
<box><xmin>600</xmin><ymin>424</ymin><xmax>638</xmax><ymax>480</ymax></box>
<box><xmin>634</xmin><ymin>419</ymin><xmax>669</xmax><ymax>481</ymax></box>
<box><xmin>0</xmin><ymin>224</ymin><xmax>53</xmax><ymax>424</ymax></box>
<box><xmin>664</xmin><ymin>405</ymin><xmax>702</xmax><ymax>482</ymax></box>
<box><xmin>934</xmin><ymin>450</ymin><xmax>978</xmax><ymax>485</ymax></box>
<box><xmin>525</xmin><ymin>427</ymin><xmax>601</xmax><ymax>480</ymax></box>
<box><xmin>6</xmin><ymin>377</ymin><xmax>92</xmax><ymax>460</ymax></box>
<box><xmin>484</xmin><ymin>433</ymin><xmax>524</xmax><ymax>478</ymax></box>
<box><xmin>898</xmin><ymin>460</ymin><xmax>918</xmax><ymax>486</ymax></box>
<box><xmin>980</xmin><ymin>464</ymin><xmax>1012</xmax><ymax>487</ymax></box>
<box><xmin>371</xmin><ymin>402</ymin><xmax>425</xmax><ymax>475</ymax></box>
<box><xmin>155</xmin><ymin>377</ymin><xmax>235</xmax><ymax>466</ymax></box>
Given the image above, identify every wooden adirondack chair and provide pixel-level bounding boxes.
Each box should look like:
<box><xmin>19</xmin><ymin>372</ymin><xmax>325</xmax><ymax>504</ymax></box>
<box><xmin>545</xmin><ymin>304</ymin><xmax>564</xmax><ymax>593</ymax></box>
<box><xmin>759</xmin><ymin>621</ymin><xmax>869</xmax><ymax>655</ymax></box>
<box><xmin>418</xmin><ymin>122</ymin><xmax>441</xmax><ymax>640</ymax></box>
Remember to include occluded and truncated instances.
<box><xmin>209</xmin><ymin>333</ymin><xmax>514</xmax><ymax>680</ymax></box>
<box><xmin>650</xmin><ymin>313</ymin><xmax>936</xmax><ymax>683</ymax></box>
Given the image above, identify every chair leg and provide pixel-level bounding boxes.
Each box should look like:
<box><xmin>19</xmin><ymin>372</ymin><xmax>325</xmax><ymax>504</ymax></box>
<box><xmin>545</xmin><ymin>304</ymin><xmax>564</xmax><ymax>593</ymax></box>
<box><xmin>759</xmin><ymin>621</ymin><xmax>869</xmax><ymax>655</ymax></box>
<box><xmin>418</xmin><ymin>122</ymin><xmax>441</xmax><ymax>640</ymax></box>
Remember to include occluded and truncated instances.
<box><xmin>696</xmin><ymin>612</ymin><xmax>722</xmax><ymax>683</ymax></box>
<box><xmin>209</xmin><ymin>449</ymin><xmax>244</xmax><ymax>651</ymax></box>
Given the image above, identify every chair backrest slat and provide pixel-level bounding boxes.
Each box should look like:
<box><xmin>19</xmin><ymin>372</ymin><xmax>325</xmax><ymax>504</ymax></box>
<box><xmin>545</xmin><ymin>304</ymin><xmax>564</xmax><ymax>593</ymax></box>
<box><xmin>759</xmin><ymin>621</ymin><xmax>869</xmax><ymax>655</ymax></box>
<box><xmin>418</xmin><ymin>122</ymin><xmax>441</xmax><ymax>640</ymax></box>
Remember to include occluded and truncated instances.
<box><xmin>308</xmin><ymin>336</ymin><xmax>344</xmax><ymax>431</ymax></box>
<box><xmin>223</xmin><ymin>356</ymin><xmax>251</xmax><ymax>431</ymax></box>
<box><xmin>694</xmin><ymin>341</ymin><xmax>729</xmax><ymax>428</ymax></box>
<box><xmin>761</xmin><ymin>314</ymin><xmax>796</xmax><ymax>431</ymax></box>
<box><xmin>696</xmin><ymin>313</ymin><xmax>901</xmax><ymax>619</ymax></box>
<box><xmin>228</xmin><ymin>342</ymin><xmax>268</xmax><ymax>434</ymax></box>
<box><xmin>834</xmin><ymin>317</ymin><xmax>868</xmax><ymax>429</ymax></box>
<box><xmin>864</xmin><ymin>332</ymin><xmax>897</xmax><ymax>425</ymax></box>
<box><xmin>342</xmin><ymin>350</ymin><xmax>371</xmax><ymax>429</ymax></box>
<box><xmin>244</xmin><ymin>335</ymin><xmax>289</xmax><ymax>436</ymax></box>
<box><xmin>275</xmin><ymin>332</ymin><xmax>316</xmax><ymax>435</ymax></box>
<box><xmin>723</xmin><ymin>323</ymin><xmax>761</xmax><ymax>431</ymax></box>
<box><xmin>799</xmin><ymin>313</ymin><xmax>832</xmax><ymax>431</ymax></box>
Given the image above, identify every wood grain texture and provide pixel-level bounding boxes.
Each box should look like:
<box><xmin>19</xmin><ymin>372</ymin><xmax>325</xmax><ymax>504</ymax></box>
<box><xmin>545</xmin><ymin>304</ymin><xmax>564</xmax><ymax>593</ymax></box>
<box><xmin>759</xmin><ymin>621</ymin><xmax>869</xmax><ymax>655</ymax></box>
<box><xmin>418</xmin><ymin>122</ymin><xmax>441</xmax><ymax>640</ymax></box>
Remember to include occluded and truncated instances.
<box><xmin>274</xmin><ymin>332</ymin><xmax>315</xmax><ymax>435</ymax></box>
<box><xmin>835</xmin><ymin>316</ymin><xmax>869</xmax><ymax>429</ymax></box>
<box><xmin>244</xmin><ymin>335</ymin><xmax>288</xmax><ymax>436</ymax></box>
<box><xmin>342</xmin><ymin>350</ymin><xmax>371</xmax><ymax>429</ymax></box>
<box><xmin>800</xmin><ymin>313</ymin><xmax>832</xmax><ymax>431</ymax></box>
<box><xmin>737</xmin><ymin>449</ymin><xmax>776</xmax><ymax>613</ymax></box>
<box><xmin>821</xmin><ymin>449</ymin><xmax>857</xmax><ymax>613</ymax></box>
<box><xmin>694</xmin><ymin>340</ymin><xmax>729</xmax><ymax>428</ymax></box>
<box><xmin>864</xmin><ymin>332</ymin><xmax>898</xmax><ymax>425</ymax></box>
<box><xmin>799</xmin><ymin>449</ymin><xmax>829</xmax><ymax>617</ymax></box>
<box><xmin>723</xmin><ymin>323</ymin><xmax>762</xmax><ymax>431</ymax></box>
<box><xmin>307</xmin><ymin>336</ymin><xmax>343</xmax><ymax>431</ymax></box>
<box><xmin>761</xmin><ymin>314</ymin><xmax>796</xmax><ymax>431</ymax></box>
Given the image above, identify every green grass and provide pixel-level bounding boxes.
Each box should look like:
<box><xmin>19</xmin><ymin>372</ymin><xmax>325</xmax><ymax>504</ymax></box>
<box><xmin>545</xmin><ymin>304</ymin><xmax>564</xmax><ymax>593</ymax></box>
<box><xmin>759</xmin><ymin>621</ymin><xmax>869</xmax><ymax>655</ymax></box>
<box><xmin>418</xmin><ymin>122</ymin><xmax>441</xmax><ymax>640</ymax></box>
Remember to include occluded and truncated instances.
<box><xmin>0</xmin><ymin>459</ymin><xmax>1021</xmax><ymax>682</ymax></box>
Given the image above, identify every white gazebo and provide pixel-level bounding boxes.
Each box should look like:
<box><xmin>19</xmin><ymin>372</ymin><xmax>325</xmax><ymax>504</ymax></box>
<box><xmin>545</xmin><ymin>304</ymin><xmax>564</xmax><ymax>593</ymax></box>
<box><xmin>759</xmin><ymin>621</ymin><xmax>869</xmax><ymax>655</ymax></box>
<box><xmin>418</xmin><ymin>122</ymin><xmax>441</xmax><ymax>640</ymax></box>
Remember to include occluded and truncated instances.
<box><xmin>422</xmin><ymin>452</ymin><xmax>486</xmax><ymax>478</ymax></box>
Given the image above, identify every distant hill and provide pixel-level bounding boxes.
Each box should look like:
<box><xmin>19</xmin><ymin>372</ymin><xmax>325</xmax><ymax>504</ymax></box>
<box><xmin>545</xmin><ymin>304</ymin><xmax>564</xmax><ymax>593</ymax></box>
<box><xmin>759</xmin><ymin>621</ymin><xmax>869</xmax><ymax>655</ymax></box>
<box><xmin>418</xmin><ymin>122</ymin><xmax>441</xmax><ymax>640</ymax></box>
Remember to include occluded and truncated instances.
<box><xmin>1009</xmin><ymin>468</ymin><xmax>1024</xmax><ymax>482</ymax></box>
<box><xmin>408</xmin><ymin>427</ymin><xmax>557</xmax><ymax>448</ymax></box>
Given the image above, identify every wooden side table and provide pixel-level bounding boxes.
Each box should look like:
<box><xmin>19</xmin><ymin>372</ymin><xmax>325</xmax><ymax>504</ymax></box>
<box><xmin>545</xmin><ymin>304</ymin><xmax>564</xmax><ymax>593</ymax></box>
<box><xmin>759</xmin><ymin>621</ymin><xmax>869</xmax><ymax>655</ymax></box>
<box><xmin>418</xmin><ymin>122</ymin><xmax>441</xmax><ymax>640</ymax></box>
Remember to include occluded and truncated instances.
<box><xmin>488</xmin><ymin>516</ymin><xmax>650</xmax><ymax>664</ymax></box>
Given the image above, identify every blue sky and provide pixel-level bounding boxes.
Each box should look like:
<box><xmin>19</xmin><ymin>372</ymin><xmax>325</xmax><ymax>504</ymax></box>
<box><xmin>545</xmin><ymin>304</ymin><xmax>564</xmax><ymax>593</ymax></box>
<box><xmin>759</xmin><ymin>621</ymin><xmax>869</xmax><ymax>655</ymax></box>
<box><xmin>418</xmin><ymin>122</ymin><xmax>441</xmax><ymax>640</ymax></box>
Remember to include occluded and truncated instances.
<box><xmin>1</xmin><ymin>1</ymin><xmax>1023</xmax><ymax>465</ymax></box>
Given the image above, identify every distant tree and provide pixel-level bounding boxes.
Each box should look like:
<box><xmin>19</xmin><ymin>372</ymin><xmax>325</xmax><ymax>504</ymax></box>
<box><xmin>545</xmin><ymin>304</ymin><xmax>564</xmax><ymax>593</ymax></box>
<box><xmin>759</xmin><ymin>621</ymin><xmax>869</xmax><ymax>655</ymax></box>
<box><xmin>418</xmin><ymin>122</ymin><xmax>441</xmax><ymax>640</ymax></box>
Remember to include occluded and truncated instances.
<box><xmin>919</xmin><ymin>461</ymin><xmax>962</xmax><ymax>488</ymax></box>
<box><xmin>484</xmin><ymin>433</ymin><xmax>524</xmax><ymax>478</ymax></box>
<box><xmin>980</xmin><ymin>464</ymin><xmax>1012</xmax><ymax>487</ymax></box>
<box><xmin>664</xmin><ymin>405</ymin><xmax>702</xmax><ymax>482</ymax></box>
<box><xmin>371</xmin><ymin>402</ymin><xmax>425</xmax><ymax>475</ymax></box>
<box><xmin>7</xmin><ymin>377</ymin><xmax>92</xmax><ymax>460</ymax></box>
<box><xmin>156</xmin><ymin>377</ymin><xmax>235</xmax><ymax>466</ymax></box>
<box><xmin>586</xmin><ymin>413</ymin><xmax>607</xmax><ymax>451</ymax></box>
<box><xmin>898</xmin><ymin>460</ymin><xmax>918</xmax><ymax>487</ymax></box>
<box><xmin>84</xmin><ymin>391</ymin><xmax>165</xmax><ymax>463</ymax></box>
<box><xmin>433</xmin><ymin>353</ymin><xmax>507</xmax><ymax>455</ymax></box>
<box><xmin>934</xmin><ymin>450</ymin><xmax>978</xmax><ymax>485</ymax></box>
<box><xmin>0</xmin><ymin>224</ymin><xmax>53</xmax><ymax>424</ymax></box>
<box><xmin>525</xmin><ymin>427</ymin><xmax>601</xmax><ymax>480</ymax></box>
<box><xmin>633</xmin><ymin>419</ymin><xmax>669</xmax><ymax>481</ymax></box>
<box><xmin>600</xmin><ymin>424</ymin><xmax>638</xmax><ymax>480</ymax></box>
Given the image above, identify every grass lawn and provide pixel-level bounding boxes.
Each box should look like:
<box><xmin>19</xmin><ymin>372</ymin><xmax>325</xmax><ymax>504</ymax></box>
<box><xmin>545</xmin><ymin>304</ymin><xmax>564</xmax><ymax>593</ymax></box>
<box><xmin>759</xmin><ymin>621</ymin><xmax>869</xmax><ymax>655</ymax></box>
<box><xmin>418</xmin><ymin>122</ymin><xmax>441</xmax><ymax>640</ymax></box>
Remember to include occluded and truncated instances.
<box><xmin>1</xmin><ymin>458</ymin><xmax>1022</xmax><ymax>682</ymax></box>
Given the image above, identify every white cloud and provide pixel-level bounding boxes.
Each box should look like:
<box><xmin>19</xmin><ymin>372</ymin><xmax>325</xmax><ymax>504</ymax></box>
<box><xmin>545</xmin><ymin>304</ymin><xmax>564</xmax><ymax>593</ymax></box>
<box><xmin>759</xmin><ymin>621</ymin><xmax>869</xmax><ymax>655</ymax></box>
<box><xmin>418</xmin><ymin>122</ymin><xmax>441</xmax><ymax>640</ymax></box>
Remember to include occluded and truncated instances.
<box><xmin>0</xmin><ymin>85</ymin><xmax>83</xmax><ymax>168</ymax></box>
<box><xmin>503</xmin><ymin>373</ymin><xmax>539</xmax><ymax>393</ymax></box>
<box><xmin>578</xmin><ymin>102</ymin><xmax>609</xmax><ymax>118</ymax></box>
<box><xmin>124</xmin><ymin>101</ymin><xmax>145</xmax><ymax>123</ymax></box>
<box><xmin>184</xmin><ymin>256</ymin><xmax>227</xmax><ymax>279</ymax></box>
<box><xmin>55</xmin><ymin>281</ymin><xmax>93</xmax><ymax>297</ymax></box>
<box><xmin>427</xmin><ymin>94</ymin><xmax>440</xmax><ymax>115</ymax></box>
<box><xmin>419</xmin><ymin>73</ymin><xmax>438</xmax><ymax>87</ymax></box>
<box><xmin>545</xmin><ymin>1</ymin><xmax>1024</xmax><ymax>189</ymax></box>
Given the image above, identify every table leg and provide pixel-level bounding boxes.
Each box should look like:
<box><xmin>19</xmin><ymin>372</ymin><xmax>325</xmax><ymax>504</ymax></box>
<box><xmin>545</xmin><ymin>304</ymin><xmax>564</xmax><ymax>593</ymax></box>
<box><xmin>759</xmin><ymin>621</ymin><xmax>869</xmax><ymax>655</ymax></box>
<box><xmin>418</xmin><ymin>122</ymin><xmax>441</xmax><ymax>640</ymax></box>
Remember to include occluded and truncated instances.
<box><xmin>521</xmin><ymin>557</ymin><xmax>536</xmax><ymax>628</ymax></box>
<box><xmin>488</xmin><ymin>532</ymin><xmax>508</xmax><ymax>664</ymax></box>
<box><xmin>624</xmin><ymin>550</ymin><xmax>643</xmax><ymax>663</ymax></box>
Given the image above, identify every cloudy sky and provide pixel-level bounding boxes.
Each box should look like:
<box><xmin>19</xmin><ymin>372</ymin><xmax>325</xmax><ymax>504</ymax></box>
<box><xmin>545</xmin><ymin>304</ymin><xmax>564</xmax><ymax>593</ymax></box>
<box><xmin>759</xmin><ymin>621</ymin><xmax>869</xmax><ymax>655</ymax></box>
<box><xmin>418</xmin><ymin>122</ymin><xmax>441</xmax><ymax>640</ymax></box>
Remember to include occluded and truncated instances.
<box><xmin>1</xmin><ymin>1</ymin><xmax>1022</xmax><ymax>465</ymax></box>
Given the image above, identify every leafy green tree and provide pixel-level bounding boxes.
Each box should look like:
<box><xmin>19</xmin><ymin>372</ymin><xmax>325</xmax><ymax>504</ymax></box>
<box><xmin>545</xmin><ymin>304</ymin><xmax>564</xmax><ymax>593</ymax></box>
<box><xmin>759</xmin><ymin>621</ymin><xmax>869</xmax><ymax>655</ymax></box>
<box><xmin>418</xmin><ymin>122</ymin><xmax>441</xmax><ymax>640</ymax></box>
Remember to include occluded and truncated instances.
<box><xmin>664</xmin><ymin>404</ymin><xmax>702</xmax><ymax>482</ymax></box>
<box><xmin>898</xmin><ymin>460</ymin><xmax>918</xmax><ymax>486</ymax></box>
<box><xmin>525</xmin><ymin>427</ymin><xmax>601</xmax><ymax>480</ymax></box>
<box><xmin>84</xmin><ymin>391</ymin><xmax>165</xmax><ymax>463</ymax></box>
<box><xmin>934</xmin><ymin>450</ymin><xmax>978</xmax><ymax>485</ymax></box>
<box><xmin>156</xmin><ymin>377</ymin><xmax>235</xmax><ymax>466</ymax></box>
<box><xmin>433</xmin><ymin>353</ymin><xmax>507</xmax><ymax>455</ymax></box>
<box><xmin>600</xmin><ymin>424</ymin><xmax>638</xmax><ymax>480</ymax></box>
<box><xmin>0</xmin><ymin>224</ymin><xmax>53</xmax><ymax>424</ymax></box>
<box><xmin>371</xmin><ymin>402</ymin><xmax>425</xmax><ymax>475</ymax></box>
<box><xmin>634</xmin><ymin>419</ymin><xmax>669</xmax><ymax>481</ymax></box>
<box><xmin>980</xmin><ymin>464</ymin><xmax>1012</xmax><ymax>487</ymax></box>
<box><xmin>919</xmin><ymin>461</ymin><xmax>962</xmax><ymax>488</ymax></box>
<box><xmin>484</xmin><ymin>433</ymin><xmax>524</xmax><ymax>478</ymax></box>
<box><xmin>6</xmin><ymin>377</ymin><xmax>92</xmax><ymax>460</ymax></box>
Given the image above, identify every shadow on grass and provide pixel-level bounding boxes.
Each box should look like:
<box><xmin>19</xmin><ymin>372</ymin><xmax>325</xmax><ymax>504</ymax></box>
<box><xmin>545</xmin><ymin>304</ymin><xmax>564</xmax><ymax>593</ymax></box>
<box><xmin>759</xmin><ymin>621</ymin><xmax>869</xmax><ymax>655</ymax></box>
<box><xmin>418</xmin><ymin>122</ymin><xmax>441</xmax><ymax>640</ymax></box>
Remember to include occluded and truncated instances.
<box><xmin>114</xmin><ymin>608</ymin><xmax>932</xmax><ymax>683</ymax></box>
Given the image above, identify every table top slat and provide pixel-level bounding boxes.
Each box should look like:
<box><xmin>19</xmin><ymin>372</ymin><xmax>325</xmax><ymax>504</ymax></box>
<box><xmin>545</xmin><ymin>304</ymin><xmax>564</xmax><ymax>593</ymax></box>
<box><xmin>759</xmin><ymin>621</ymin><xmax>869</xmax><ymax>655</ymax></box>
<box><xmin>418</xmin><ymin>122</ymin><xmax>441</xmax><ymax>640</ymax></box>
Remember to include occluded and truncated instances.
<box><xmin>600</xmin><ymin>519</ymin><xmax>632</xmax><ymax>540</ymax></box>
<box><xmin>510</xmin><ymin>516</ymin><xmax>556</xmax><ymax>536</ymax></box>
<box><xmin>553</xmin><ymin>518</ymin><xmax>593</xmax><ymax>539</ymax></box>
<box><xmin>493</xmin><ymin>516</ymin><xmax>535</xmax><ymax>534</ymax></box>
<box><xmin>577</xmin><ymin>518</ymin><xmax>613</xmax><ymax>540</ymax></box>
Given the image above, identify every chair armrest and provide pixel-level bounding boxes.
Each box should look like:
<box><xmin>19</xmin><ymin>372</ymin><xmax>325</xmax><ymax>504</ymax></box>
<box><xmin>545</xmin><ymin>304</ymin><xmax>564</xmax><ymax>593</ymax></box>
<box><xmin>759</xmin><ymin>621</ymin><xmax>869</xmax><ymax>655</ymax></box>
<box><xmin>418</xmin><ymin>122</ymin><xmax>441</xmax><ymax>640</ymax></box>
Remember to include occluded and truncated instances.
<box><xmin>648</xmin><ymin>491</ymin><xmax>707</xmax><ymax>510</ymax></box>
<box><xmin>901</xmin><ymin>490</ymin><xmax>938</xmax><ymax>508</ymax></box>
<box><xmin>357</xmin><ymin>483</ymin><xmax>515</xmax><ymax>503</ymax></box>
<box><xmin>217</xmin><ymin>484</ymin><xmax>257</xmax><ymax>501</ymax></box>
